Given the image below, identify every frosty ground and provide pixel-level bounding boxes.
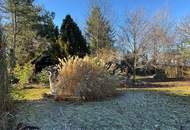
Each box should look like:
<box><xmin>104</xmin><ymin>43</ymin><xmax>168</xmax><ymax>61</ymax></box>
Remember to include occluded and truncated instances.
<box><xmin>15</xmin><ymin>83</ymin><xmax>190</xmax><ymax>130</ymax></box>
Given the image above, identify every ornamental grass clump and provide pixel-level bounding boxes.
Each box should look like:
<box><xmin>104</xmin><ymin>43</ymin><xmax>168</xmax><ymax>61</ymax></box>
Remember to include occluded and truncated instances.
<box><xmin>55</xmin><ymin>56</ymin><xmax>119</xmax><ymax>101</ymax></box>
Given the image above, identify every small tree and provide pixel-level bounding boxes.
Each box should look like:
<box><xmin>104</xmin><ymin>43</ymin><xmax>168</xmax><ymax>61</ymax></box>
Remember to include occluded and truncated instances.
<box><xmin>14</xmin><ymin>62</ymin><xmax>33</xmax><ymax>88</ymax></box>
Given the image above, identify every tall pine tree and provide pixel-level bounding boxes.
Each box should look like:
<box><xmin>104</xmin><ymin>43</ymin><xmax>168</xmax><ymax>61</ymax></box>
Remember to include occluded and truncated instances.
<box><xmin>86</xmin><ymin>6</ymin><xmax>114</xmax><ymax>53</ymax></box>
<box><xmin>60</xmin><ymin>15</ymin><xmax>89</xmax><ymax>57</ymax></box>
<box><xmin>2</xmin><ymin>0</ymin><xmax>41</xmax><ymax>65</ymax></box>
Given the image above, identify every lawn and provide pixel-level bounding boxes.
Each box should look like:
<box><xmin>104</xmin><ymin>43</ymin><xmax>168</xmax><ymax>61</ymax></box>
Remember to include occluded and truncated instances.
<box><xmin>129</xmin><ymin>81</ymin><xmax>190</xmax><ymax>97</ymax></box>
<box><xmin>14</xmin><ymin>81</ymin><xmax>190</xmax><ymax>130</ymax></box>
<box><xmin>11</xmin><ymin>84</ymin><xmax>49</xmax><ymax>101</ymax></box>
<box><xmin>133</xmin><ymin>86</ymin><xmax>190</xmax><ymax>97</ymax></box>
<box><xmin>12</xmin><ymin>81</ymin><xmax>190</xmax><ymax>101</ymax></box>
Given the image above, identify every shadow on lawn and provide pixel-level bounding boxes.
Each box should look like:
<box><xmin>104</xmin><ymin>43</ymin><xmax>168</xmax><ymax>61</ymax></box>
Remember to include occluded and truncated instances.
<box><xmin>125</xmin><ymin>77</ymin><xmax>190</xmax><ymax>89</ymax></box>
<box><xmin>137</xmin><ymin>77</ymin><xmax>190</xmax><ymax>83</ymax></box>
<box><xmin>127</xmin><ymin>88</ymin><xmax>190</xmax><ymax>103</ymax></box>
<box><xmin>127</xmin><ymin>83</ymin><xmax>173</xmax><ymax>88</ymax></box>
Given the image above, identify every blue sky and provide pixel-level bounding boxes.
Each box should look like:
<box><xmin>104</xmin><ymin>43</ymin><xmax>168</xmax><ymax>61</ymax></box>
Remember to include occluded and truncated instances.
<box><xmin>36</xmin><ymin>0</ymin><xmax>190</xmax><ymax>30</ymax></box>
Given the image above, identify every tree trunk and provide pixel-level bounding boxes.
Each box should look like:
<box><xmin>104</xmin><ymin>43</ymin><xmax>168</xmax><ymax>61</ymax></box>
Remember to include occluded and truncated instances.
<box><xmin>133</xmin><ymin>36</ymin><xmax>137</xmax><ymax>82</ymax></box>
<box><xmin>133</xmin><ymin>53</ymin><xmax>137</xmax><ymax>82</ymax></box>
<box><xmin>0</xmin><ymin>32</ymin><xmax>9</xmax><ymax>112</ymax></box>
<box><xmin>10</xmin><ymin>2</ymin><xmax>17</xmax><ymax>72</ymax></box>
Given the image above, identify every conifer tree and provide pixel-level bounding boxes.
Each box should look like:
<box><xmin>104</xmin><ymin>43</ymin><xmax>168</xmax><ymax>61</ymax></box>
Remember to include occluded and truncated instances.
<box><xmin>60</xmin><ymin>15</ymin><xmax>89</xmax><ymax>57</ymax></box>
<box><xmin>1</xmin><ymin>0</ymin><xmax>41</xmax><ymax>66</ymax></box>
<box><xmin>36</xmin><ymin>11</ymin><xmax>59</xmax><ymax>43</ymax></box>
<box><xmin>86</xmin><ymin>6</ymin><xmax>114</xmax><ymax>52</ymax></box>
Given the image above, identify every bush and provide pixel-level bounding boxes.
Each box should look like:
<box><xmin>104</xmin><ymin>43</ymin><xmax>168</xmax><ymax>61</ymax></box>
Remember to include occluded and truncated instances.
<box><xmin>36</xmin><ymin>69</ymin><xmax>49</xmax><ymax>85</ymax></box>
<box><xmin>14</xmin><ymin>62</ymin><xmax>33</xmax><ymax>87</ymax></box>
<box><xmin>154</xmin><ymin>71</ymin><xmax>167</xmax><ymax>80</ymax></box>
<box><xmin>55</xmin><ymin>56</ymin><xmax>119</xmax><ymax>101</ymax></box>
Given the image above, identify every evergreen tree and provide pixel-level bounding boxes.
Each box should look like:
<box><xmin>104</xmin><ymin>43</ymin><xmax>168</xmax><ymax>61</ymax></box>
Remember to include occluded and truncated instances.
<box><xmin>2</xmin><ymin>0</ymin><xmax>60</xmax><ymax>65</ymax></box>
<box><xmin>2</xmin><ymin>0</ymin><xmax>41</xmax><ymax>65</ymax></box>
<box><xmin>32</xmin><ymin>12</ymin><xmax>67</xmax><ymax>73</ymax></box>
<box><xmin>86</xmin><ymin>6</ymin><xmax>114</xmax><ymax>52</ymax></box>
<box><xmin>60</xmin><ymin>15</ymin><xmax>89</xmax><ymax>57</ymax></box>
<box><xmin>36</xmin><ymin>11</ymin><xmax>59</xmax><ymax>42</ymax></box>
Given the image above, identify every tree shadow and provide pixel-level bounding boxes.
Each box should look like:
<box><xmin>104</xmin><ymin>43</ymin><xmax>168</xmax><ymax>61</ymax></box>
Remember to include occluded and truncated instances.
<box><xmin>124</xmin><ymin>77</ymin><xmax>190</xmax><ymax>89</ymax></box>
<box><xmin>137</xmin><ymin>77</ymin><xmax>190</xmax><ymax>83</ymax></box>
<box><xmin>127</xmin><ymin>83</ymin><xmax>173</xmax><ymax>88</ymax></box>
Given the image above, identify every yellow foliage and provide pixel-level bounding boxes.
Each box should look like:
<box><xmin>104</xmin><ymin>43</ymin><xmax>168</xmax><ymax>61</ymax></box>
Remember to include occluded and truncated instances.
<box><xmin>14</xmin><ymin>62</ymin><xmax>33</xmax><ymax>87</ymax></box>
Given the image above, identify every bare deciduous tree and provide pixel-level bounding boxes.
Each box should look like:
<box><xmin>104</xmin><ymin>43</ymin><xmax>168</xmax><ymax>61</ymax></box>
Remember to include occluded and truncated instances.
<box><xmin>177</xmin><ymin>16</ymin><xmax>190</xmax><ymax>41</ymax></box>
<box><xmin>177</xmin><ymin>15</ymin><xmax>190</xmax><ymax>66</ymax></box>
<box><xmin>120</xmin><ymin>9</ymin><xmax>149</xmax><ymax>81</ymax></box>
<box><xmin>148</xmin><ymin>9</ymin><xmax>175</xmax><ymax>69</ymax></box>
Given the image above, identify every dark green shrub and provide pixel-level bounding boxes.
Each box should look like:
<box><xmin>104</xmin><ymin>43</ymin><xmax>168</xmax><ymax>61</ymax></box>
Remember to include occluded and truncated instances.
<box><xmin>154</xmin><ymin>71</ymin><xmax>167</xmax><ymax>80</ymax></box>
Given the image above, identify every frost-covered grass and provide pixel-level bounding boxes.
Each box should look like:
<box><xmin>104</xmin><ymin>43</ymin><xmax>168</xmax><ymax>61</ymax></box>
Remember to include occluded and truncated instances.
<box><xmin>15</xmin><ymin>81</ymin><xmax>190</xmax><ymax>130</ymax></box>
